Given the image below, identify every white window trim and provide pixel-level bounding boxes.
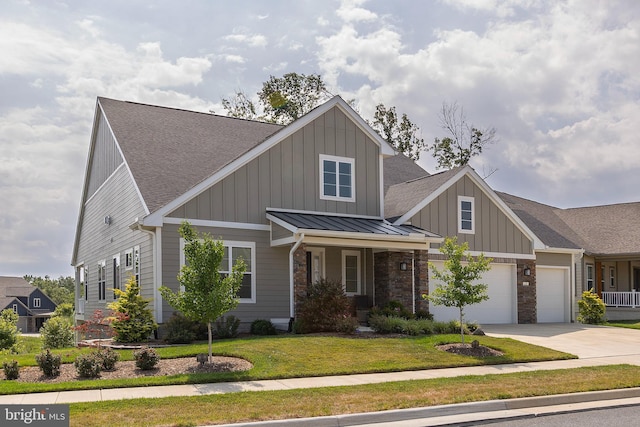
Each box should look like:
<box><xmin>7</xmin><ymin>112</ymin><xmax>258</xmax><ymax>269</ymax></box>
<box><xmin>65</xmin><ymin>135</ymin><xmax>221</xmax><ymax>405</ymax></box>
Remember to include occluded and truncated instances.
<box><xmin>307</xmin><ymin>247</ymin><xmax>326</xmax><ymax>284</ymax></box>
<box><xmin>458</xmin><ymin>196</ymin><xmax>475</xmax><ymax>234</ymax></box>
<box><xmin>610</xmin><ymin>266</ymin><xmax>615</xmax><ymax>288</ymax></box>
<box><xmin>33</xmin><ymin>297</ymin><xmax>41</xmax><ymax>308</ymax></box>
<box><xmin>124</xmin><ymin>248</ymin><xmax>134</xmax><ymax>270</ymax></box>
<box><xmin>180</xmin><ymin>239</ymin><xmax>256</xmax><ymax>303</ymax></box>
<box><xmin>12</xmin><ymin>304</ymin><xmax>17</xmax><ymax>314</ymax></box>
<box><xmin>319</xmin><ymin>154</ymin><xmax>356</xmax><ymax>203</ymax></box>
<box><xmin>97</xmin><ymin>260</ymin><xmax>106</xmax><ymax>302</ymax></box>
<box><xmin>586</xmin><ymin>264</ymin><xmax>594</xmax><ymax>291</ymax></box>
<box><xmin>133</xmin><ymin>246</ymin><xmax>140</xmax><ymax>286</ymax></box>
<box><xmin>342</xmin><ymin>250</ymin><xmax>361</xmax><ymax>296</ymax></box>
<box><xmin>113</xmin><ymin>254</ymin><xmax>121</xmax><ymax>299</ymax></box>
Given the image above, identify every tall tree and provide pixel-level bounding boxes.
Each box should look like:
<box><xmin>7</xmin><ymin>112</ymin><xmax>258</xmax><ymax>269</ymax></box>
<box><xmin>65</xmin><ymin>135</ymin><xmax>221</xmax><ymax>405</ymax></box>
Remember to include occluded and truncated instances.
<box><xmin>371</xmin><ymin>103</ymin><xmax>427</xmax><ymax>160</ymax></box>
<box><xmin>23</xmin><ymin>275</ymin><xmax>75</xmax><ymax>306</ymax></box>
<box><xmin>425</xmin><ymin>237</ymin><xmax>492</xmax><ymax>343</ymax></box>
<box><xmin>221</xmin><ymin>72</ymin><xmax>426</xmax><ymax>159</ymax></box>
<box><xmin>429</xmin><ymin>102</ymin><xmax>497</xmax><ymax>170</ymax></box>
<box><xmin>159</xmin><ymin>221</ymin><xmax>246</xmax><ymax>363</ymax></box>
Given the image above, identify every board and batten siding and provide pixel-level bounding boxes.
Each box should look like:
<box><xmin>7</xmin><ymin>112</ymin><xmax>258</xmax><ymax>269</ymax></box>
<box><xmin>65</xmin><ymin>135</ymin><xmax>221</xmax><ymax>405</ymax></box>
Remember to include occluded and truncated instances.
<box><xmin>161</xmin><ymin>223</ymin><xmax>290</xmax><ymax>324</ymax></box>
<box><xmin>75</xmin><ymin>163</ymin><xmax>152</xmax><ymax>317</ymax></box>
<box><xmin>168</xmin><ymin>106</ymin><xmax>382</xmax><ymax>223</ymax></box>
<box><xmin>86</xmin><ymin>111</ymin><xmax>123</xmax><ymax>198</ymax></box>
<box><xmin>411</xmin><ymin>176</ymin><xmax>533</xmax><ymax>255</ymax></box>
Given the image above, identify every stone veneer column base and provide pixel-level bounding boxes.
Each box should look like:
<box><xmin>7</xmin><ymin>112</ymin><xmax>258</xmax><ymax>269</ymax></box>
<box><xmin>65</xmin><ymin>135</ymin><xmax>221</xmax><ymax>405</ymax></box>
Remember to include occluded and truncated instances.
<box><xmin>374</xmin><ymin>250</ymin><xmax>429</xmax><ymax>313</ymax></box>
<box><xmin>517</xmin><ymin>260</ymin><xmax>536</xmax><ymax>323</ymax></box>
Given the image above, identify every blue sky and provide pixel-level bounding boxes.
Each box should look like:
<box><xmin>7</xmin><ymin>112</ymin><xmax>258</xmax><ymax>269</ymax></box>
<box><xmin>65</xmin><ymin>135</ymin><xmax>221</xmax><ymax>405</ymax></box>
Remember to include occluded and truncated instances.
<box><xmin>1</xmin><ymin>0</ymin><xmax>638</xmax><ymax>277</ymax></box>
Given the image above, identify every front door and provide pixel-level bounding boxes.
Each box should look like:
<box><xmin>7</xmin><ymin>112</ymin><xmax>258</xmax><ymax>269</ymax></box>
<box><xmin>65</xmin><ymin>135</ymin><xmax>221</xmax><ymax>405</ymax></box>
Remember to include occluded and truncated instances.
<box><xmin>306</xmin><ymin>248</ymin><xmax>325</xmax><ymax>284</ymax></box>
<box><xmin>634</xmin><ymin>268</ymin><xmax>640</xmax><ymax>291</ymax></box>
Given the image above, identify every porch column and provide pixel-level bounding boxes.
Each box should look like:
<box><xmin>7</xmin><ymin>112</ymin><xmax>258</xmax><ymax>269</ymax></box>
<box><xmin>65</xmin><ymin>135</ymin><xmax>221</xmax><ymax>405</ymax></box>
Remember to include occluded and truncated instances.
<box><xmin>292</xmin><ymin>243</ymin><xmax>307</xmax><ymax>319</ymax></box>
<box><xmin>517</xmin><ymin>260</ymin><xmax>537</xmax><ymax>323</ymax></box>
<box><xmin>413</xmin><ymin>249</ymin><xmax>429</xmax><ymax>313</ymax></box>
<box><xmin>373</xmin><ymin>251</ymin><xmax>414</xmax><ymax>311</ymax></box>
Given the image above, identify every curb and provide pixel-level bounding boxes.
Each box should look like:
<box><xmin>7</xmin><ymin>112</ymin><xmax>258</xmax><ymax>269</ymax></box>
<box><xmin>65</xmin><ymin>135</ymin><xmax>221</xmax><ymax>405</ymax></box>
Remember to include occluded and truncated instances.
<box><xmin>212</xmin><ymin>387</ymin><xmax>640</xmax><ymax>427</ymax></box>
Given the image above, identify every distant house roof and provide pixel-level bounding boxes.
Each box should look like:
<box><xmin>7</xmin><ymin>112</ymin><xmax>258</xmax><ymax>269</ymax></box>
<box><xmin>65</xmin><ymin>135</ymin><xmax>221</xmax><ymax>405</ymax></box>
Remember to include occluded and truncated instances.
<box><xmin>383</xmin><ymin>154</ymin><xmax>430</xmax><ymax>192</ymax></box>
<box><xmin>0</xmin><ymin>276</ymin><xmax>34</xmax><ymax>298</ymax></box>
<box><xmin>98</xmin><ymin>97</ymin><xmax>283</xmax><ymax>214</ymax></box>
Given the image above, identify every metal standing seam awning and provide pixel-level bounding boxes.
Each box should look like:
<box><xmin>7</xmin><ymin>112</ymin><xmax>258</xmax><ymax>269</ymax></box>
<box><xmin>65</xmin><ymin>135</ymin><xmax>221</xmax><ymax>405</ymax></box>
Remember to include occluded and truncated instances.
<box><xmin>266</xmin><ymin>209</ymin><xmax>442</xmax><ymax>250</ymax></box>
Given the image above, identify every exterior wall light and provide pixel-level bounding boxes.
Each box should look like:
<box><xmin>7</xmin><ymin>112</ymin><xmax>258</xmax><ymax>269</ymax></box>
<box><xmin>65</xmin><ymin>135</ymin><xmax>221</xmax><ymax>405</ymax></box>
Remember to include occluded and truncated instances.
<box><xmin>399</xmin><ymin>262</ymin><xmax>408</xmax><ymax>271</ymax></box>
<box><xmin>524</xmin><ymin>266</ymin><xmax>531</xmax><ymax>276</ymax></box>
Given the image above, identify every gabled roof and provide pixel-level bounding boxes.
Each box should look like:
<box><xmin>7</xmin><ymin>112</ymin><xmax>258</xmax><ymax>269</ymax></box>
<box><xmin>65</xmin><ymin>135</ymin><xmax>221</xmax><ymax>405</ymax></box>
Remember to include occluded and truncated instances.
<box><xmin>0</xmin><ymin>276</ymin><xmax>34</xmax><ymax>297</ymax></box>
<box><xmin>556</xmin><ymin>202</ymin><xmax>640</xmax><ymax>256</ymax></box>
<box><xmin>98</xmin><ymin>97</ymin><xmax>283</xmax><ymax>214</ymax></box>
<box><xmin>383</xmin><ymin>154</ymin><xmax>430</xmax><ymax>192</ymax></box>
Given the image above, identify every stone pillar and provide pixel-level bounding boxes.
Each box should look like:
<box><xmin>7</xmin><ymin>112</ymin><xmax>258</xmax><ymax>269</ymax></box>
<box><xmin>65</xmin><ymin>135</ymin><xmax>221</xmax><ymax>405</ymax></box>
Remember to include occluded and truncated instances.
<box><xmin>374</xmin><ymin>251</ymin><xmax>414</xmax><ymax>311</ymax></box>
<box><xmin>517</xmin><ymin>260</ymin><xmax>537</xmax><ymax>323</ymax></box>
<box><xmin>413</xmin><ymin>249</ymin><xmax>429</xmax><ymax>313</ymax></box>
<box><xmin>292</xmin><ymin>243</ymin><xmax>307</xmax><ymax>319</ymax></box>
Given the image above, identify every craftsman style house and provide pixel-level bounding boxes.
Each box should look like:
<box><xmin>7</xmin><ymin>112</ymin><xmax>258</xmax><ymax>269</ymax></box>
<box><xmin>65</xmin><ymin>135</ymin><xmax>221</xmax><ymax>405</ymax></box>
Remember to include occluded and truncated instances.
<box><xmin>0</xmin><ymin>276</ymin><xmax>57</xmax><ymax>332</ymax></box>
<box><xmin>72</xmin><ymin>96</ymin><xmax>640</xmax><ymax>332</ymax></box>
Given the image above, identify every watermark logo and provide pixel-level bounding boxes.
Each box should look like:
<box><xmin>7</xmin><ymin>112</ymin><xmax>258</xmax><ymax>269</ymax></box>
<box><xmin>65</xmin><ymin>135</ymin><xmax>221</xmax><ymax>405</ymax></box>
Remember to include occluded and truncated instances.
<box><xmin>1</xmin><ymin>405</ymin><xmax>69</xmax><ymax>426</ymax></box>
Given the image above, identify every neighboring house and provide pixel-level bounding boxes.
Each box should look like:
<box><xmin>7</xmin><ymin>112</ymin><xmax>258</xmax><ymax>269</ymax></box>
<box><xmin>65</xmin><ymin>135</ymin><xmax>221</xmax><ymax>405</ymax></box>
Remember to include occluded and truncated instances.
<box><xmin>72</xmin><ymin>96</ymin><xmax>639</xmax><ymax>331</ymax></box>
<box><xmin>0</xmin><ymin>276</ymin><xmax>58</xmax><ymax>332</ymax></box>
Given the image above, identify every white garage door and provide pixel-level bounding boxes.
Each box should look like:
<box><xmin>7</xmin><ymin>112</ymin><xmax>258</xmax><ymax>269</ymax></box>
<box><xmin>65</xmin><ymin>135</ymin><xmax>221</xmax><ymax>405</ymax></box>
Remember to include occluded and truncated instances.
<box><xmin>537</xmin><ymin>267</ymin><xmax>568</xmax><ymax>323</ymax></box>
<box><xmin>429</xmin><ymin>262</ymin><xmax>516</xmax><ymax>324</ymax></box>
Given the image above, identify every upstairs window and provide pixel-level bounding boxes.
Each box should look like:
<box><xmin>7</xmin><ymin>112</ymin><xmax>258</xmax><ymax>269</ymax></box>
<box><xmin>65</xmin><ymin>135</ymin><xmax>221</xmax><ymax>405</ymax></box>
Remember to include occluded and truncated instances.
<box><xmin>33</xmin><ymin>298</ymin><xmax>41</xmax><ymax>308</ymax></box>
<box><xmin>320</xmin><ymin>155</ymin><xmax>355</xmax><ymax>202</ymax></box>
<box><xmin>97</xmin><ymin>260</ymin><xmax>106</xmax><ymax>301</ymax></box>
<box><xmin>458</xmin><ymin>196</ymin><xmax>475</xmax><ymax>234</ymax></box>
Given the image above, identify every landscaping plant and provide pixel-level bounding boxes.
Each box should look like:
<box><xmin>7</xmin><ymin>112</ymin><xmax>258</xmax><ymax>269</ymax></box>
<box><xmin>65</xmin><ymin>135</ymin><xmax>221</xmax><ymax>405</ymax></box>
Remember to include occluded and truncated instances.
<box><xmin>577</xmin><ymin>288</ymin><xmax>606</xmax><ymax>324</ymax></box>
<box><xmin>295</xmin><ymin>278</ymin><xmax>357</xmax><ymax>334</ymax></box>
<box><xmin>214</xmin><ymin>315</ymin><xmax>240</xmax><ymax>338</ymax></box>
<box><xmin>250</xmin><ymin>319</ymin><xmax>277</xmax><ymax>336</ymax></box>
<box><xmin>95</xmin><ymin>347</ymin><xmax>120</xmax><ymax>371</ymax></box>
<box><xmin>134</xmin><ymin>346</ymin><xmax>159</xmax><ymax>370</ymax></box>
<box><xmin>0</xmin><ymin>308</ymin><xmax>19</xmax><ymax>351</ymax></box>
<box><xmin>109</xmin><ymin>276</ymin><xmax>157</xmax><ymax>343</ymax></box>
<box><xmin>35</xmin><ymin>349</ymin><xmax>61</xmax><ymax>377</ymax></box>
<box><xmin>3</xmin><ymin>360</ymin><xmax>19</xmax><ymax>380</ymax></box>
<box><xmin>74</xmin><ymin>353</ymin><xmax>102</xmax><ymax>378</ymax></box>
<box><xmin>40</xmin><ymin>316</ymin><xmax>74</xmax><ymax>349</ymax></box>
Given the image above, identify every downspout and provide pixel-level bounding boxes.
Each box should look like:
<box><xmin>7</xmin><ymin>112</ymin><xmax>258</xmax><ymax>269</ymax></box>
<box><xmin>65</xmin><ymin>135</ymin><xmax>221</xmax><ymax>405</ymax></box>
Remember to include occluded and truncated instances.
<box><xmin>136</xmin><ymin>225</ymin><xmax>159</xmax><ymax>325</ymax></box>
<box><xmin>289</xmin><ymin>233</ymin><xmax>305</xmax><ymax>323</ymax></box>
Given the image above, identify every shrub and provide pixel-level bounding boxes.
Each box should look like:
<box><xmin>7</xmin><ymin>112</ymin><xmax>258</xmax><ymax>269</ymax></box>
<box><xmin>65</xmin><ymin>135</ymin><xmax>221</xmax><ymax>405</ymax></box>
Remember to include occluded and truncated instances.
<box><xmin>577</xmin><ymin>289</ymin><xmax>606</xmax><ymax>324</ymax></box>
<box><xmin>295</xmin><ymin>279</ymin><xmax>355</xmax><ymax>333</ymax></box>
<box><xmin>74</xmin><ymin>353</ymin><xmax>102</xmax><ymax>378</ymax></box>
<box><xmin>40</xmin><ymin>316</ymin><xmax>74</xmax><ymax>349</ymax></box>
<box><xmin>133</xmin><ymin>346</ymin><xmax>159</xmax><ymax>370</ymax></box>
<box><xmin>335</xmin><ymin>316</ymin><xmax>359</xmax><ymax>334</ymax></box>
<box><xmin>35</xmin><ymin>349</ymin><xmax>61</xmax><ymax>377</ymax></box>
<box><xmin>163</xmin><ymin>313</ymin><xmax>198</xmax><ymax>344</ymax></box>
<box><xmin>368</xmin><ymin>314</ymin><xmax>406</xmax><ymax>334</ymax></box>
<box><xmin>0</xmin><ymin>309</ymin><xmax>19</xmax><ymax>351</ymax></box>
<box><xmin>109</xmin><ymin>276</ymin><xmax>157</xmax><ymax>343</ymax></box>
<box><xmin>3</xmin><ymin>360</ymin><xmax>19</xmax><ymax>380</ymax></box>
<box><xmin>52</xmin><ymin>303</ymin><xmax>74</xmax><ymax>318</ymax></box>
<box><xmin>95</xmin><ymin>348</ymin><xmax>120</xmax><ymax>371</ymax></box>
<box><xmin>214</xmin><ymin>315</ymin><xmax>240</xmax><ymax>339</ymax></box>
<box><xmin>370</xmin><ymin>300</ymin><xmax>414</xmax><ymax>319</ymax></box>
<box><xmin>250</xmin><ymin>319</ymin><xmax>277</xmax><ymax>336</ymax></box>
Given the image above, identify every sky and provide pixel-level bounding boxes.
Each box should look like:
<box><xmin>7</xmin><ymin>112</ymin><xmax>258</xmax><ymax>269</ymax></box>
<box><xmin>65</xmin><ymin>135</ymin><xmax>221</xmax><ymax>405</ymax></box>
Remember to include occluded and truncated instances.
<box><xmin>1</xmin><ymin>0</ymin><xmax>639</xmax><ymax>278</ymax></box>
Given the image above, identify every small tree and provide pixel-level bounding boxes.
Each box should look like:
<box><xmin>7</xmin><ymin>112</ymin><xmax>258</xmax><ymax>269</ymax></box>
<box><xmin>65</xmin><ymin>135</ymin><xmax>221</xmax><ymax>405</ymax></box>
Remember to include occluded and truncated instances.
<box><xmin>425</xmin><ymin>237</ymin><xmax>492</xmax><ymax>343</ymax></box>
<box><xmin>0</xmin><ymin>309</ymin><xmax>19</xmax><ymax>351</ymax></box>
<box><xmin>577</xmin><ymin>288</ymin><xmax>606</xmax><ymax>324</ymax></box>
<box><xmin>160</xmin><ymin>221</ymin><xmax>246</xmax><ymax>363</ymax></box>
<box><xmin>108</xmin><ymin>276</ymin><xmax>157</xmax><ymax>343</ymax></box>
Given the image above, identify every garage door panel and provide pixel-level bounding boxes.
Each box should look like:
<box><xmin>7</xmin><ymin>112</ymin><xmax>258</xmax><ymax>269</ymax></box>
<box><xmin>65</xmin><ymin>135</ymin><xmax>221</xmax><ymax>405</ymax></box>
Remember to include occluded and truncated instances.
<box><xmin>537</xmin><ymin>267</ymin><xmax>567</xmax><ymax>323</ymax></box>
<box><xmin>429</xmin><ymin>262</ymin><xmax>515</xmax><ymax>324</ymax></box>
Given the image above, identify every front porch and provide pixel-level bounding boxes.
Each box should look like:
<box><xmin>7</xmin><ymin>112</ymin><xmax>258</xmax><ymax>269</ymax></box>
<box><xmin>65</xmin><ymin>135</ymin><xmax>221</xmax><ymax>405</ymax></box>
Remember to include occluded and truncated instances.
<box><xmin>602</xmin><ymin>291</ymin><xmax>640</xmax><ymax>320</ymax></box>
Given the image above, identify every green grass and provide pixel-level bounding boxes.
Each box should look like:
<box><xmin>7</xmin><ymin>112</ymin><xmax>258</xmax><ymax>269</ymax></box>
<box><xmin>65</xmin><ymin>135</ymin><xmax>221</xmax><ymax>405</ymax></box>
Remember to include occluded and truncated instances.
<box><xmin>606</xmin><ymin>320</ymin><xmax>640</xmax><ymax>330</ymax></box>
<box><xmin>0</xmin><ymin>334</ymin><xmax>574</xmax><ymax>395</ymax></box>
<box><xmin>67</xmin><ymin>364</ymin><xmax>640</xmax><ymax>427</ymax></box>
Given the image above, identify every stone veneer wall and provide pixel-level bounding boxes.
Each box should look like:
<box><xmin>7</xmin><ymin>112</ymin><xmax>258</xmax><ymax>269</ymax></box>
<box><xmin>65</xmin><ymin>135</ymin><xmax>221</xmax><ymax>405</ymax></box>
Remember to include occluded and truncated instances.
<box><xmin>292</xmin><ymin>243</ymin><xmax>307</xmax><ymax>318</ymax></box>
<box><xmin>374</xmin><ymin>250</ymin><xmax>429</xmax><ymax>312</ymax></box>
<box><xmin>517</xmin><ymin>260</ymin><xmax>536</xmax><ymax>323</ymax></box>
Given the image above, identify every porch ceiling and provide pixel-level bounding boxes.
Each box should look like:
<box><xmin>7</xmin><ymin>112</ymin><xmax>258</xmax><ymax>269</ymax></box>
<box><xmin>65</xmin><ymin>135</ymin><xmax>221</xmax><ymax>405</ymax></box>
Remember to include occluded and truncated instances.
<box><xmin>267</xmin><ymin>209</ymin><xmax>441</xmax><ymax>249</ymax></box>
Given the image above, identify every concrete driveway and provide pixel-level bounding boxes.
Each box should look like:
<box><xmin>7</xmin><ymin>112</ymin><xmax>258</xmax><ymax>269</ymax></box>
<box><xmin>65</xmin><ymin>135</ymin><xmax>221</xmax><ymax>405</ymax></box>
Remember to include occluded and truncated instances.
<box><xmin>483</xmin><ymin>323</ymin><xmax>640</xmax><ymax>359</ymax></box>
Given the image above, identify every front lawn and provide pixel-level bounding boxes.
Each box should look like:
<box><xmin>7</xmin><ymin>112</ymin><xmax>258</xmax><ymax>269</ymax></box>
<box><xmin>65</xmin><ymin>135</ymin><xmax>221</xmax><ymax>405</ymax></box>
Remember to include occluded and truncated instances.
<box><xmin>606</xmin><ymin>319</ymin><xmax>640</xmax><ymax>330</ymax></box>
<box><xmin>0</xmin><ymin>334</ymin><xmax>574</xmax><ymax>395</ymax></box>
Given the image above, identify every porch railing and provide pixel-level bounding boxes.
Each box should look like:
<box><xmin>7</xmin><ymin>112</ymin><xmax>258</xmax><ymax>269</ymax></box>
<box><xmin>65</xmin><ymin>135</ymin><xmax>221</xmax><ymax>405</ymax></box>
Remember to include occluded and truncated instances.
<box><xmin>76</xmin><ymin>298</ymin><xmax>85</xmax><ymax>315</ymax></box>
<box><xmin>602</xmin><ymin>291</ymin><xmax>640</xmax><ymax>308</ymax></box>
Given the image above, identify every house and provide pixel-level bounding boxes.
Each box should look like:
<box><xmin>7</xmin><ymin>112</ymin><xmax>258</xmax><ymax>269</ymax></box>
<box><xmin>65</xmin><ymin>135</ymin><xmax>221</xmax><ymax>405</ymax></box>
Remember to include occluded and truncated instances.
<box><xmin>0</xmin><ymin>276</ymin><xmax>57</xmax><ymax>332</ymax></box>
<box><xmin>71</xmin><ymin>95</ymin><xmax>639</xmax><ymax>331</ymax></box>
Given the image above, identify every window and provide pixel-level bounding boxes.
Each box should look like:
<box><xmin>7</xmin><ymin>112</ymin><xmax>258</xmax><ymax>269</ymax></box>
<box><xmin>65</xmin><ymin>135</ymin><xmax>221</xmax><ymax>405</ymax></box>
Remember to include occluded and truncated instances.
<box><xmin>97</xmin><ymin>260</ymin><xmax>106</xmax><ymax>301</ymax></box>
<box><xmin>124</xmin><ymin>249</ymin><xmax>133</xmax><ymax>270</ymax></box>
<box><xmin>221</xmin><ymin>242</ymin><xmax>255</xmax><ymax>302</ymax></box>
<box><xmin>586</xmin><ymin>264</ymin><xmax>594</xmax><ymax>291</ymax></box>
<box><xmin>133</xmin><ymin>246</ymin><xmax>140</xmax><ymax>286</ymax></box>
<box><xmin>610</xmin><ymin>267</ymin><xmax>615</xmax><ymax>288</ymax></box>
<box><xmin>83</xmin><ymin>266</ymin><xmax>88</xmax><ymax>301</ymax></box>
<box><xmin>33</xmin><ymin>298</ymin><xmax>41</xmax><ymax>308</ymax></box>
<box><xmin>458</xmin><ymin>196</ymin><xmax>475</xmax><ymax>234</ymax></box>
<box><xmin>12</xmin><ymin>304</ymin><xmax>17</xmax><ymax>314</ymax></box>
<box><xmin>113</xmin><ymin>254</ymin><xmax>121</xmax><ymax>299</ymax></box>
<box><xmin>342</xmin><ymin>250</ymin><xmax>361</xmax><ymax>295</ymax></box>
<box><xmin>320</xmin><ymin>155</ymin><xmax>355</xmax><ymax>202</ymax></box>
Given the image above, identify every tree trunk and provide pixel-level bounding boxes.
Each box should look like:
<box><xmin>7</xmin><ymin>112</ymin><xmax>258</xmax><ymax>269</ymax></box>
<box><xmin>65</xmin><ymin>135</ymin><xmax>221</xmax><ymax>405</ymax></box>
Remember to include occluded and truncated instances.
<box><xmin>207</xmin><ymin>321</ymin><xmax>213</xmax><ymax>364</ymax></box>
<box><xmin>459</xmin><ymin>307</ymin><xmax>465</xmax><ymax>344</ymax></box>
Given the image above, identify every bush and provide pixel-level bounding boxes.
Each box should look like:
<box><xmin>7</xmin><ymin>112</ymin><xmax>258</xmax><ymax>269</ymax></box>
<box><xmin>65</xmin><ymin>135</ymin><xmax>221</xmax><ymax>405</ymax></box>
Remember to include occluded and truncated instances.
<box><xmin>577</xmin><ymin>289</ymin><xmax>606</xmax><ymax>324</ymax></box>
<box><xmin>35</xmin><ymin>349</ymin><xmax>61</xmax><ymax>377</ymax></box>
<box><xmin>3</xmin><ymin>360</ymin><xmax>19</xmax><ymax>380</ymax></box>
<box><xmin>0</xmin><ymin>309</ymin><xmax>19</xmax><ymax>351</ymax></box>
<box><xmin>40</xmin><ymin>316</ymin><xmax>74</xmax><ymax>349</ymax></box>
<box><xmin>133</xmin><ymin>346</ymin><xmax>159</xmax><ymax>370</ymax></box>
<box><xmin>250</xmin><ymin>319</ymin><xmax>277</xmax><ymax>336</ymax></box>
<box><xmin>95</xmin><ymin>348</ymin><xmax>120</xmax><ymax>371</ymax></box>
<box><xmin>369</xmin><ymin>314</ymin><xmax>473</xmax><ymax>336</ymax></box>
<box><xmin>214</xmin><ymin>315</ymin><xmax>240</xmax><ymax>339</ymax></box>
<box><xmin>163</xmin><ymin>313</ymin><xmax>198</xmax><ymax>344</ymax></box>
<box><xmin>335</xmin><ymin>316</ymin><xmax>359</xmax><ymax>334</ymax></box>
<box><xmin>296</xmin><ymin>279</ymin><xmax>355</xmax><ymax>333</ymax></box>
<box><xmin>370</xmin><ymin>300</ymin><xmax>414</xmax><ymax>319</ymax></box>
<box><xmin>109</xmin><ymin>276</ymin><xmax>157</xmax><ymax>343</ymax></box>
<box><xmin>74</xmin><ymin>353</ymin><xmax>102</xmax><ymax>378</ymax></box>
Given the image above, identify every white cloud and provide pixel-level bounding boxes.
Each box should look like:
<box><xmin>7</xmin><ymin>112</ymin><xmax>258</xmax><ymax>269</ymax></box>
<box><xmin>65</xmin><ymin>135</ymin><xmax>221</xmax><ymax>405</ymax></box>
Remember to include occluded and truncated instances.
<box><xmin>336</xmin><ymin>0</ymin><xmax>378</xmax><ymax>23</ymax></box>
<box><xmin>223</xmin><ymin>32</ymin><xmax>268</xmax><ymax>47</ymax></box>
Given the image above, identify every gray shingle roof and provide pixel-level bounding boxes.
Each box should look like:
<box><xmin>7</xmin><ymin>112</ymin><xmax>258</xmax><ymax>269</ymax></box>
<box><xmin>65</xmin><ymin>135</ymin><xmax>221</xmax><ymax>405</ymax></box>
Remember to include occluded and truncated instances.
<box><xmin>98</xmin><ymin>98</ymin><xmax>283</xmax><ymax>213</ymax></box>
<box><xmin>383</xmin><ymin>154</ymin><xmax>430</xmax><ymax>192</ymax></box>
<box><xmin>0</xmin><ymin>276</ymin><xmax>34</xmax><ymax>298</ymax></box>
<box><xmin>384</xmin><ymin>167</ymin><xmax>463</xmax><ymax>219</ymax></box>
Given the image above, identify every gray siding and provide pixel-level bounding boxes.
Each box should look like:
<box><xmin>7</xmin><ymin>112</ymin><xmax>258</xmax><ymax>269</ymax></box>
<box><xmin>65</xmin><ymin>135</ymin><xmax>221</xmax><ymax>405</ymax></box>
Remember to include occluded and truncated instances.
<box><xmin>75</xmin><ymin>165</ymin><xmax>152</xmax><ymax>318</ymax></box>
<box><xmin>168</xmin><ymin>106</ymin><xmax>382</xmax><ymax>222</ymax></box>
<box><xmin>411</xmin><ymin>176</ymin><xmax>533</xmax><ymax>254</ymax></box>
<box><xmin>87</xmin><ymin>111</ymin><xmax>123</xmax><ymax>198</ymax></box>
<box><xmin>271</xmin><ymin>223</ymin><xmax>292</xmax><ymax>241</ymax></box>
<box><xmin>161</xmin><ymin>223</ymin><xmax>290</xmax><ymax>324</ymax></box>
<box><xmin>537</xmin><ymin>252</ymin><xmax>572</xmax><ymax>267</ymax></box>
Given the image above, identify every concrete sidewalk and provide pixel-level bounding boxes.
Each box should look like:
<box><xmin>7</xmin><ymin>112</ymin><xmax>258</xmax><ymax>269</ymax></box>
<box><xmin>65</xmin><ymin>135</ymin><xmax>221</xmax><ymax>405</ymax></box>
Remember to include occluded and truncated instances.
<box><xmin>1</xmin><ymin>354</ymin><xmax>639</xmax><ymax>405</ymax></box>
